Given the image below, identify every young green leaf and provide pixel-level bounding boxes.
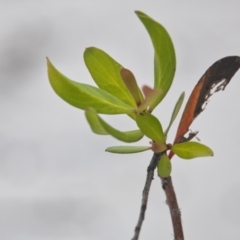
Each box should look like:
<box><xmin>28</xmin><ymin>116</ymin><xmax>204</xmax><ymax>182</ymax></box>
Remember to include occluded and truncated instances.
<box><xmin>85</xmin><ymin>108</ymin><xmax>108</xmax><ymax>135</ymax></box>
<box><xmin>84</xmin><ymin>47</ymin><xmax>137</xmax><ymax>107</ymax></box>
<box><xmin>120</xmin><ymin>68</ymin><xmax>144</xmax><ymax>105</ymax></box>
<box><xmin>136</xmin><ymin>11</ymin><xmax>176</xmax><ymax>109</ymax></box>
<box><xmin>136</xmin><ymin>112</ymin><xmax>165</xmax><ymax>143</ymax></box>
<box><xmin>171</xmin><ymin>141</ymin><xmax>214</xmax><ymax>159</ymax></box>
<box><xmin>85</xmin><ymin>108</ymin><xmax>143</xmax><ymax>142</ymax></box>
<box><xmin>106</xmin><ymin>146</ymin><xmax>150</xmax><ymax>154</ymax></box>
<box><xmin>164</xmin><ymin>92</ymin><xmax>185</xmax><ymax>136</ymax></box>
<box><xmin>158</xmin><ymin>153</ymin><xmax>172</xmax><ymax>178</ymax></box>
<box><xmin>47</xmin><ymin>58</ymin><xmax>134</xmax><ymax>114</ymax></box>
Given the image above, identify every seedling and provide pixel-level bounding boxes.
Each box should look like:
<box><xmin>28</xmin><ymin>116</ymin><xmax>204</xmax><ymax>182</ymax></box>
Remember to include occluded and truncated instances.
<box><xmin>47</xmin><ymin>11</ymin><xmax>240</xmax><ymax>240</ymax></box>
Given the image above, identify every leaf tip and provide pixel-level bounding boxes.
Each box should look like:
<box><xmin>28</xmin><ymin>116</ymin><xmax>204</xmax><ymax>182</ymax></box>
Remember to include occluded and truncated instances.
<box><xmin>46</xmin><ymin>58</ymin><xmax>55</xmax><ymax>75</ymax></box>
<box><xmin>46</xmin><ymin>57</ymin><xmax>51</xmax><ymax>66</ymax></box>
<box><xmin>84</xmin><ymin>47</ymin><xmax>93</xmax><ymax>53</ymax></box>
<box><xmin>135</xmin><ymin>10</ymin><xmax>145</xmax><ymax>17</ymax></box>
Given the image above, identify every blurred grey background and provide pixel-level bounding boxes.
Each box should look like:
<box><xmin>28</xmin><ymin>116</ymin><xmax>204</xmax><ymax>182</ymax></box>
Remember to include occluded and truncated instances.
<box><xmin>1</xmin><ymin>0</ymin><xmax>240</xmax><ymax>239</ymax></box>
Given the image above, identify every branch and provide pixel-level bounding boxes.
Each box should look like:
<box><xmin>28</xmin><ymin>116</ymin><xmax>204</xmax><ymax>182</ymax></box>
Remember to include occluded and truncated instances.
<box><xmin>131</xmin><ymin>152</ymin><xmax>162</xmax><ymax>240</ymax></box>
<box><xmin>161</xmin><ymin>176</ymin><xmax>184</xmax><ymax>240</ymax></box>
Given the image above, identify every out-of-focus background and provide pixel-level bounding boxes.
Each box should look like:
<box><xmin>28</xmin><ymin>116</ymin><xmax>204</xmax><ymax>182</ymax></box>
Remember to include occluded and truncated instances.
<box><xmin>1</xmin><ymin>1</ymin><xmax>240</xmax><ymax>239</ymax></box>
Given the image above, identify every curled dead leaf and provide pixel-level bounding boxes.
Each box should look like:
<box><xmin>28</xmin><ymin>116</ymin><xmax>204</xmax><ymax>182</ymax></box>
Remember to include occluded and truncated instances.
<box><xmin>170</xmin><ymin>56</ymin><xmax>240</xmax><ymax>159</ymax></box>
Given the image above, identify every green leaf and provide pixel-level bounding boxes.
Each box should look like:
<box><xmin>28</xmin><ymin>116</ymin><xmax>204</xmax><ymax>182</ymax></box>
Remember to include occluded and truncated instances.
<box><xmin>85</xmin><ymin>108</ymin><xmax>108</xmax><ymax>135</ymax></box>
<box><xmin>84</xmin><ymin>47</ymin><xmax>136</xmax><ymax>107</ymax></box>
<box><xmin>47</xmin><ymin>58</ymin><xmax>134</xmax><ymax>114</ymax></box>
<box><xmin>171</xmin><ymin>141</ymin><xmax>214</xmax><ymax>159</ymax></box>
<box><xmin>158</xmin><ymin>153</ymin><xmax>172</xmax><ymax>177</ymax></box>
<box><xmin>136</xmin><ymin>11</ymin><xmax>176</xmax><ymax>108</ymax></box>
<box><xmin>164</xmin><ymin>92</ymin><xmax>185</xmax><ymax>136</ymax></box>
<box><xmin>100</xmin><ymin>120</ymin><xmax>143</xmax><ymax>143</ymax></box>
<box><xmin>106</xmin><ymin>146</ymin><xmax>150</xmax><ymax>154</ymax></box>
<box><xmin>85</xmin><ymin>108</ymin><xmax>143</xmax><ymax>142</ymax></box>
<box><xmin>120</xmin><ymin>68</ymin><xmax>144</xmax><ymax>105</ymax></box>
<box><xmin>137</xmin><ymin>86</ymin><xmax>162</xmax><ymax>113</ymax></box>
<box><xmin>136</xmin><ymin>112</ymin><xmax>165</xmax><ymax>143</ymax></box>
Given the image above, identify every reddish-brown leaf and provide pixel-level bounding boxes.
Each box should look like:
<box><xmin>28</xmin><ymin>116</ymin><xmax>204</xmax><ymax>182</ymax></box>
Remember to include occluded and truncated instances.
<box><xmin>170</xmin><ymin>56</ymin><xmax>240</xmax><ymax>159</ymax></box>
<box><xmin>120</xmin><ymin>68</ymin><xmax>143</xmax><ymax>106</ymax></box>
<box><xmin>136</xmin><ymin>86</ymin><xmax>162</xmax><ymax>113</ymax></box>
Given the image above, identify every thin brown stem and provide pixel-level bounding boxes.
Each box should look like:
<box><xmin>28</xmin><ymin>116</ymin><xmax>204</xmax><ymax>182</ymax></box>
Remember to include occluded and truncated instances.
<box><xmin>161</xmin><ymin>176</ymin><xmax>184</xmax><ymax>240</ymax></box>
<box><xmin>131</xmin><ymin>153</ymin><xmax>184</xmax><ymax>240</ymax></box>
<box><xmin>131</xmin><ymin>153</ymin><xmax>162</xmax><ymax>240</ymax></box>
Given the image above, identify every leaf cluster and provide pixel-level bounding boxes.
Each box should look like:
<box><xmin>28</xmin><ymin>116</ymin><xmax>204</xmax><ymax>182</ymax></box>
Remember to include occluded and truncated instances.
<box><xmin>47</xmin><ymin>11</ymin><xmax>230</xmax><ymax>178</ymax></box>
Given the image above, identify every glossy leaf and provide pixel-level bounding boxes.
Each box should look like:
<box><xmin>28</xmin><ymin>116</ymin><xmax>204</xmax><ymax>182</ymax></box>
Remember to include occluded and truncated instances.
<box><xmin>120</xmin><ymin>68</ymin><xmax>144</xmax><ymax>105</ymax></box>
<box><xmin>47</xmin><ymin>59</ymin><xmax>134</xmax><ymax>114</ymax></box>
<box><xmin>171</xmin><ymin>141</ymin><xmax>214</xmax><ymax>159</ymax></box>
<box><xmin>85</xmin><ymin>108</ymin><xmax>143</xmax><ymax>142</ymax></box>
<box><xmin>173</xmin><ymin>56</ymin><xmax>240</xmax><ymax>144</ymax></box>
<box><xmin>106</xmin><ymin>146</ymin><xmax>151</xmax><ymax>154</ymax></box>
<box><xmin>158</xmin><ymin>154</ymin><xmax>172</xmax><ymax>178</ymax></box>
<box><xmin>136</xmin><ymin>11</ymin><xmax>176</xmax><ymax>108</ymax></box>
<box><xmin>164</xmin><ymin>92</ymin><xmax>185</xmax><ymax>136</ymax></box>
<box><xmin>84</xmin><ymin>47</ymin><xmax>136</xmax><ymax>107</ymax></box>
<box><xmin>136</xmin><ymin>112</ymin><xmax>165</xmax><ymax>143</ymax></box>
<box><xmin>137</xmin><ymin>86</ymin><xmax>162</xmax><ymax>113</ymax></box>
